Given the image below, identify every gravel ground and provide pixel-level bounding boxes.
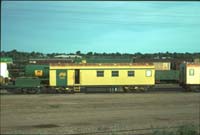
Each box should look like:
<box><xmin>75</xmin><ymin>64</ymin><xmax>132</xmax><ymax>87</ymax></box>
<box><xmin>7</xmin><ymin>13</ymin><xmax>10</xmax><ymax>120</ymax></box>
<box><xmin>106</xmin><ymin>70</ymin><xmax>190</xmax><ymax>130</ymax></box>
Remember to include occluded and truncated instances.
<box><xmin>1</xmin><ymin>92</ymin><xmax>200</xmax><ymax>134</ymax></box>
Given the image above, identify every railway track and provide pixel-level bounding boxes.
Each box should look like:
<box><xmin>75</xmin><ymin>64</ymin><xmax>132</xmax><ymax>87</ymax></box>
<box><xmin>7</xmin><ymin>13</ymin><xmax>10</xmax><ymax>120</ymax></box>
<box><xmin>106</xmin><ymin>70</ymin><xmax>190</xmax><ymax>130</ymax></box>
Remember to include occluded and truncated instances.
<box><xmin>0</xmin><ymin>86</ymin><xmax>198</xmax><ymax>95</ymax></box>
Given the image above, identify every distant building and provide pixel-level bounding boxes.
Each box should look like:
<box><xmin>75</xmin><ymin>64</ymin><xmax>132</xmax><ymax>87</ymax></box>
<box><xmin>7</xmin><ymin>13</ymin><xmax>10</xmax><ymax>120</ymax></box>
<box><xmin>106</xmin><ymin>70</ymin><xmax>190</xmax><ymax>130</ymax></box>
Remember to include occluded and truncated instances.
<box><xmin>153</xmin><ymin>62</ymin><xmax>171</xmax><ymax>70</ymax></box>
<box><xmin>194</xmin><ymin>58</ymin><xmax>200</xmax><ymax>63</ymax></box>
<box><xmin>54</xmin><ymin>54</ymin><xmax>82</xmax><ymax>59</ymax></box>
<box><xmin>29</xmin><ymin>58</ymin><xmax>74</xmax><ymax>64</ymax></box>
<box><xmin>134</xmin><ymin>58</ymin><xmax>193</xmax><ymax>70</ymax></box>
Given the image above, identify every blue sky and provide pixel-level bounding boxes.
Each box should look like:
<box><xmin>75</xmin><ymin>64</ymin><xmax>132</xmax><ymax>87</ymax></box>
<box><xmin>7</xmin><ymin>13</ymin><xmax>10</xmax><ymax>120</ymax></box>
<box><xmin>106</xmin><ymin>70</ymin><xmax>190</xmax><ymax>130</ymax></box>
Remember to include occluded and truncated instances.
<box><xmin>1</xmin><ymin>1</ymin><xmax>200</xmax><ymax>53</ymax></box>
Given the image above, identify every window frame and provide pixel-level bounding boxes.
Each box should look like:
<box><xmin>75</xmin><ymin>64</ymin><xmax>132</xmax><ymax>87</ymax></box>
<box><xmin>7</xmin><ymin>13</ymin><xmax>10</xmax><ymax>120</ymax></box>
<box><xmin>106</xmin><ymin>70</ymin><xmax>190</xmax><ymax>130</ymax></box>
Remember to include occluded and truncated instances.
<box><xmin>146</xmin><ymin>70</ymin><xmax>152</xmax><ymax>77</ymax></box>
<box><xmin>189</xmin><ymin>69</ymin><xmax>194</xmax><ymax>76</ymax></box>
<box><xmin>96</xmin><ymin>70</ymin><xmax>104</xmax><ymax>77</ymax></box>
<box><xmin>128</xmin><ymin>71</ymin><xmax>135</xmax><ymax>77</ymax></box>
<box><xmin>112</xmin><ymin>71</ymin><xmax>119</xmax><ymax>77</ymax></box>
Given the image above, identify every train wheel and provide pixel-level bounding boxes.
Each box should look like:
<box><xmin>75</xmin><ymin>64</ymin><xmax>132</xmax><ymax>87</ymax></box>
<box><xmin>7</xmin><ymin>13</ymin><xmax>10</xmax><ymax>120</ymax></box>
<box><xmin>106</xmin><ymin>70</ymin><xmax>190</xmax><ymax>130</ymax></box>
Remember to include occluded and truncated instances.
<box><xmin>186</xmin><ymin>86</ymin><xmax>200</xmax><ymax>92</ymax></box>
<box><xmin>10</xmin><ymin>88</ymin><xmax>23</xmax><ymax>94</ymax></box>
<box><xmin>21</xmin><ymin>88</ymin><xmax>27</xmax><ymax>94</ymax></box>
<box><xmin>140</xmin><ymin>87</ymin><xmax>148</xmax><ymax>92</ymax></box>
<box><xmin>27</xmin><ymin>88</ymin><xmax>38</xmax><ymax>94</ymax></box>
<box><xmin>56</xmin><ymin>89</ymin><xmax>60</xmax><ymax>93</ymax></box>
<box><xmin>70</xmin><ymin>89</ymin><xmax>75</xmax><ymax>94</ymax></box>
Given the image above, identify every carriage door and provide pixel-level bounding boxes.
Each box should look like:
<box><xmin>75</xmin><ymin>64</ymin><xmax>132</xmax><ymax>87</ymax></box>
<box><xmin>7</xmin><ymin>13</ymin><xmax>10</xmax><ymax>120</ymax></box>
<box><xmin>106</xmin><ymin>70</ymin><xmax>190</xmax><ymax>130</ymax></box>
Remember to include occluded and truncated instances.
<box><xmin>56</xmin><ymin>69</ymin><xmax>67</xmax><ymax>86</ymax></box>
<box><xmin>75</xmin><ymin>69</ymin><xmax>80</xmax><ymax>84</ymax></box>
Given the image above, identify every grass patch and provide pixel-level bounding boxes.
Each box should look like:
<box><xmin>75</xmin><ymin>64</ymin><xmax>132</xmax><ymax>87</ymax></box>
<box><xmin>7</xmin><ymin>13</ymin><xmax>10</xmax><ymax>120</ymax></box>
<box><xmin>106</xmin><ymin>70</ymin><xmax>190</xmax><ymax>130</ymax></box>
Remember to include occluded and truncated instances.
<box><xmin>152</xmin><ymin>124</ymin><xmax>199</xmax><ymax>135</ymax></box>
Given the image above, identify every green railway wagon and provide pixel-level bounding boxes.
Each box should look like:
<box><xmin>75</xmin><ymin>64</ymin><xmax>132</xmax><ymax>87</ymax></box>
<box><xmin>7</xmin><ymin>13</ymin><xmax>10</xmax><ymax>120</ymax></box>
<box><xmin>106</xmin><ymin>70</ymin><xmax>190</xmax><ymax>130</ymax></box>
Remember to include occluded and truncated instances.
<box><xmin>24</xmin><ymin>64</ymin><xmax>50</xmax><ymax>86</ymax></box>
<box><xmin>15</xmin><ymin>77</ymin><xmax>40</xmax><ymax>87</ymax></box>
<box><xmin>155</xmin><ymin>70</ymin><xmax>179</xmax><ymax>83</ymax></box>
<box><xmin>25</xmin><ymin>64</ymin><xmax>49</xmax><ymax>78</ymax></box>
<box><xmin>0</xmin><ymin>57</ymin><xmax>13</xmax><ymax>63</ymax></box>
<box><xmin>2</xmin><ymin>77</ymin><xmax>41</xmax><ymax>94</ymax></box>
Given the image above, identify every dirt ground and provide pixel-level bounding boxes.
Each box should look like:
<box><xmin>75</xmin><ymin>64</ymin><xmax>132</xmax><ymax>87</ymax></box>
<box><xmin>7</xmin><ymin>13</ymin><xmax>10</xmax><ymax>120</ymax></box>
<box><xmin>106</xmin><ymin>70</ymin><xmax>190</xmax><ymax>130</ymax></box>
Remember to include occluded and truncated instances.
<box><xmin>1</xmin><ymin>92</ymin><xmax>200</xmax><ymax>134</ymax></box>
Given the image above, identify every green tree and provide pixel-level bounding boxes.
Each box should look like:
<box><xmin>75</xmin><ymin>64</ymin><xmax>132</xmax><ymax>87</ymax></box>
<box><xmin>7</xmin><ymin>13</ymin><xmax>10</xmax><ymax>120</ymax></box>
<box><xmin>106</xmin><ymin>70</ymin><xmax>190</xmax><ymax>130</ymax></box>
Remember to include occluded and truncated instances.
<box><xmin>87</xmin><ymin>52</ymin><xmax>93</xmax><ymax>55</ymax></box>
<box><xmin>76</xmin><ymin>51</ymin><xmax>81</xmax><ymax>55</ymax></box>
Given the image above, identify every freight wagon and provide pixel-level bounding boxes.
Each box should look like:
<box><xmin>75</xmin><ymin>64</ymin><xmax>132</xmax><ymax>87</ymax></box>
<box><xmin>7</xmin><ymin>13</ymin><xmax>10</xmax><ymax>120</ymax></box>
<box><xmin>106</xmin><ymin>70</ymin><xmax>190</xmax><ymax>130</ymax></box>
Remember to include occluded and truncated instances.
<box><xmin>49</xmin><ymin>63</ymin><xmax>155</xmax><ymax>93</ymax></box>
<box><xmin>153</xmin><ymin>62</ymin><xmax>180</xmax><ymax>83</ymax></box>
<box><xmin>155</xmin><ymin>70</ymin><xmax>179</xmax><ymax>83</ymax></box>
<box><xmin>25</xmin><ymin>64</ymin><xmax>49</xmax><ymax>86</ymax></box>
<box><xmin>179</xmin><ymin>63</ymin><xmax>200</xmax><ymax>91</ymax></box>
<box><xmin>134</xmin><ymin>59</ymin><xmax>180</xmax><ymax>83</ymax></box>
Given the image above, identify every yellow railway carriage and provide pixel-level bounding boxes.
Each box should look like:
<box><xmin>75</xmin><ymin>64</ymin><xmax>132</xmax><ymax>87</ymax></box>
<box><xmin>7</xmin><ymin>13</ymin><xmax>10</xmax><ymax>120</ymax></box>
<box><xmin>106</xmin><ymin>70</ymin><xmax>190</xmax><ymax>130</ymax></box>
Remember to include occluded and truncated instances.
<box><xmin>49</xmin><ymin>63</ymin><xmax>155</xmax><ymax>92</ymax></box>
<box><xmin>180</xmin><ymin>63</ymin><xmax>200</xmax><ymax>91</ymax></box>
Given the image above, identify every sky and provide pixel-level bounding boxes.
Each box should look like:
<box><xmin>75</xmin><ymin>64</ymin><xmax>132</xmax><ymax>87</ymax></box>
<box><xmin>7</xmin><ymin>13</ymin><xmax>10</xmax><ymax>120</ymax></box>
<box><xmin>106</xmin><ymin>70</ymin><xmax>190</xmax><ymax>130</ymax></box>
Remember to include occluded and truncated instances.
<box><xmin>1</xmin><ymin>1</ymin><xmax>200</xmax><ymax>54</ymax></box>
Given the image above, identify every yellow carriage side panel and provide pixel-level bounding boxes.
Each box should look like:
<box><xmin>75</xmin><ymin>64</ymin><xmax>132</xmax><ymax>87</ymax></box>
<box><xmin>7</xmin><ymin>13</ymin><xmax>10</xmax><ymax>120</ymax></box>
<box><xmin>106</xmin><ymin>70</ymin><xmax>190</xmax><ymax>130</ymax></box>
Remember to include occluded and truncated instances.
<box><xmin>186</xmin><ymin>65</ymin><xmax>200</xmax><ymax>85</ymax></box>
<box><xmin>49</xmin><ymin>63</ymin><xmax>155</xmax><ymax>86</ymax></box>
<box><xmin>79</xmin><ymin>69</ymin><xmax>155</xmax><ymax>86</ymax></box>
<box><xmin>67</xmin><ymin>70</ymin><xmax>74</xmax><ymax>85</ymax></box>
<box><xmin>50</xmin><ymin>70</ymin><xmax>56</xmax><ymax>86</ymax></box>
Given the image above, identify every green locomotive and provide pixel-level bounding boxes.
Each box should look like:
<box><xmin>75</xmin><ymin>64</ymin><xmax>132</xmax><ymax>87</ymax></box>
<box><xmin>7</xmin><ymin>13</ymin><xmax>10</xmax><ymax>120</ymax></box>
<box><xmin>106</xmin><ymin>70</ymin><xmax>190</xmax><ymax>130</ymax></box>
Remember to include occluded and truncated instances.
<box><xmin>1</xmin><ymin>64</ymin><xmax>50</xmax><ymax>94</ymax></box>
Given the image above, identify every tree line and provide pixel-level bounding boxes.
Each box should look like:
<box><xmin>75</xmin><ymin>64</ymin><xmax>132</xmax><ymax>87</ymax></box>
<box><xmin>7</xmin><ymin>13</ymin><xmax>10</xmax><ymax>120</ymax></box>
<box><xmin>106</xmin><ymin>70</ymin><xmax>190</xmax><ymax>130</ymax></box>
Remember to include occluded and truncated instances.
<box><xmin>1</xmin><ymin>49</ymin><xmax>200</xmax><ymax>61</ymax></box>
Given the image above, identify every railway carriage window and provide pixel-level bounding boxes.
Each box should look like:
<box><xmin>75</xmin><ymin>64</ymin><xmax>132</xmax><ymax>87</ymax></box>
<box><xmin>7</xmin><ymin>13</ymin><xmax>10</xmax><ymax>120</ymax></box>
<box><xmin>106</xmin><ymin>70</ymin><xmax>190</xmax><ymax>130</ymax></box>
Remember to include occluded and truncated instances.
<box><xmin>128</xmin><ymin>71</ymin><xmax>135</xmax><ymax>77</ymax></box>
<box><xmin>112</xmin><ymin>71</ymin><xmax>119</xmax><ymax>77</ymax></box>
<box><xmin>97</xmin><ymin>71</ymin><xmax>104</xmax><ymax>77</ymax></box>
<box><xmin>189</xmin><ymin>69</ymin><xmax>194</xmax><ymax>76</ymax></box>
<box><xmin>146</xmin><ymin>70</ymin><xmax>152</xmax><ymax>77</ymax></box>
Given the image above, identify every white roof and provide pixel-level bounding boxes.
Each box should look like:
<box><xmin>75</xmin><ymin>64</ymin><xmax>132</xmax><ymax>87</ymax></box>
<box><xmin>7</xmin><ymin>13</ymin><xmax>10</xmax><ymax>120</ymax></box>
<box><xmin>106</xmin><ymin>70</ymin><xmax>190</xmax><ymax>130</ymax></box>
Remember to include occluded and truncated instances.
<box><xmin>54</xmin><ymin>55</ymin><xmax>82</xmax><ymax>58</ymax></box>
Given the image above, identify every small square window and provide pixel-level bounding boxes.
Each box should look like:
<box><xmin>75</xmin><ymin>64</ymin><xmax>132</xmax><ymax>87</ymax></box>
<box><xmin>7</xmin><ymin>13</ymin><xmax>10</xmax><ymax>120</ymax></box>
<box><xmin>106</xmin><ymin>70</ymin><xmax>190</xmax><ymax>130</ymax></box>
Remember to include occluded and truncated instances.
<box><xmin>128</xmin><ymin>71</ymin><xmax>135</xmax><ymax>77</ymax></box>
<box><xmin>189</xmin><ymin>69</ymin><xmax>194</xmax><ymax>76</ymax></box>
<box><xmin>112</xmin><ymin>71</ymin><xmax>119</xmax><ymax>77</ymax></box>
<box><xmin>97</xmin><ymin>71</ymin><xmax>104</xmax><ymax>77</ymax></box>
<box><xmin>146</xmin><ymin>70</ymin><xmax>152</xmax><ymax>77</ymax></box>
